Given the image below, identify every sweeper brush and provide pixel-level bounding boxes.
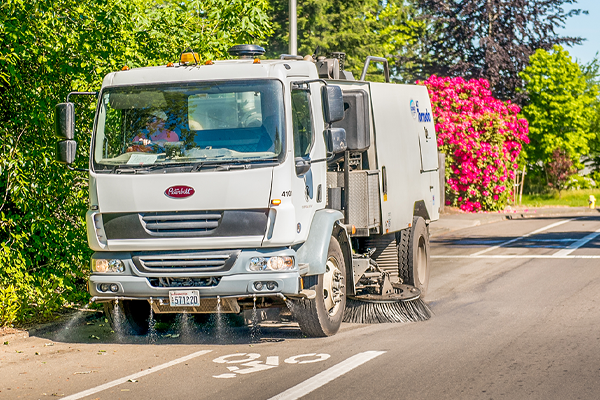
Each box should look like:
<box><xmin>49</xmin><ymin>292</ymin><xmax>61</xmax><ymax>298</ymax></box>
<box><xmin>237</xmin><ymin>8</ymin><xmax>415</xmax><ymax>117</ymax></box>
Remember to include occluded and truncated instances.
<box><xmin>342</xmin><ymin>282</ymin><xmax>433</xmax><ymax>324</ymax></box>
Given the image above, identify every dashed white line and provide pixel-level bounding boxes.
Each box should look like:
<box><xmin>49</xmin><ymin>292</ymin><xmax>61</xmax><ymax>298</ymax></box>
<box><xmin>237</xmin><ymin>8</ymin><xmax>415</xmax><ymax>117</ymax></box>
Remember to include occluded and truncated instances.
<box><xmin>268</xmin><ymin>351</ymin><xmax>386</xmax><ymax>400</ymax></box>
<box><xmin>469</xmin><ymin>219</ymin><xmax>574</xmax><ymax>256</ymax></box>
<box><xmin>62</xmin><ymin>350</ymin><xmax>212</xmax><ymax>400</ymax></box>
<box><xmin>552</xmin><ymin>228</ymin><xmax>600</xmax><ymax>257</ymax></box>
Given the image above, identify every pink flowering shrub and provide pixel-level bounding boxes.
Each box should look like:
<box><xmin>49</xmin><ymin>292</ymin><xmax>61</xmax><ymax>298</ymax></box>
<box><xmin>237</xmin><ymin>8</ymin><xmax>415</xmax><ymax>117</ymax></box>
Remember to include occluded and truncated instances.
<box><xmin>420</xmin><ymin>76</ymin><xmax>529</xmax><ymax>212</ymax></box>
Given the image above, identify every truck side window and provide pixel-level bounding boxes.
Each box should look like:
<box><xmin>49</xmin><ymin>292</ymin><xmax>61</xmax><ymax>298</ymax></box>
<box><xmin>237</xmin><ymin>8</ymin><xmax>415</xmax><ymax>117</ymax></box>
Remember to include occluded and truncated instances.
<box><xmin>291</xmin><ymin>90</ymin><xmax>314</xmax><ymax>158</ymax></box>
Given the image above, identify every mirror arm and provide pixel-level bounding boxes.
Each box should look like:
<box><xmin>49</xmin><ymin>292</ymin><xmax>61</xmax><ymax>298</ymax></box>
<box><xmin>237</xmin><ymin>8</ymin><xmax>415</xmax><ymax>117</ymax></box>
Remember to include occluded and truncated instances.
<box><xmin>66</xmin><ymin>91</ymin><xmax>98</xmax><ymax>102</ymax></box>
<box><xmin>310</xmin><ymin>152</ymin><xmax>336</xmax><ymax>164</ymax></box>
<box><xmin>66</xmin><ymin>165</ymin><xmax>89</xmax><ymax>172</ymax></box>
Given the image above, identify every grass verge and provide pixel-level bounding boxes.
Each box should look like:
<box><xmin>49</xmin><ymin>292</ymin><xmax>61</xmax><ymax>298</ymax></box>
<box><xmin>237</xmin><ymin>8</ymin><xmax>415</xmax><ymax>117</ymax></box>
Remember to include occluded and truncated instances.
<box><xmin>520</xmin><ymin>189</ymin><xmax>600</xmax><ymax>208</ymax></box>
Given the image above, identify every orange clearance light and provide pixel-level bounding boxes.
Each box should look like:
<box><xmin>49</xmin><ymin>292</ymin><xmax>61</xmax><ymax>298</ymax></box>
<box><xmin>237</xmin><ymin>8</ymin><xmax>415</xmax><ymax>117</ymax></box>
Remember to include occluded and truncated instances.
<box><xmin>180</xmin><ymin>52</ymin><xmax>199</xmax><ymax>64</ymax></box>
<box><xmin>271</xmin><ymin>199</ymin><xmax>281</xmax><ymax>206</ymax></box>
<box><xmin>205</xmin><ymin>59</ymin><xmax>214</xmax><ymax>65</ymax></box>
<box><xmin>253</xmin><ymin>58</ymin><xmax>261</xmax><ymax>64</ymax></box>
<box><xmin>166</xmin><ymin>62</ymin><xmax>174</xmax><ymax>67</ymax></box>
<box><xmin>121</xmin><ymin>65</ymin><xmax>130</xmax><ymax>71</ymax></box>
<box><xmin>351</xmin><ymin>225</ymin><xmax>357</xmax><ymax>235</ymax></box>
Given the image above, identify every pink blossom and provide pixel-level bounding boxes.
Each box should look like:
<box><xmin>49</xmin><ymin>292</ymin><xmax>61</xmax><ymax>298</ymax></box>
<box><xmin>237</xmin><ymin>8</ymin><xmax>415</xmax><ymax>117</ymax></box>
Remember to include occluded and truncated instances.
<box><xmin>421</xmin><ymin>75</ymin><xmax>529</xmax><ymax>212</ymax></box>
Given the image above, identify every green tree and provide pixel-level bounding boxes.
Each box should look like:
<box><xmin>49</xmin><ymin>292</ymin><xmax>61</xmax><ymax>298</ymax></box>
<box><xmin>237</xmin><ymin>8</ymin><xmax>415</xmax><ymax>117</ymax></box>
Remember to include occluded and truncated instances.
<box><xmin>0</xmin><ymin>0</ymin><xmax>271</xmax><ymax>325</ymax></box>
<box><xmin>266</xmin><ymin>0</ymin><xmax>424</xmax><ymax>82</ymax></box>
<box><xmin>519</xmin><ymin>45</ymin><xmax>598</xmax><ymax>169</ymax></box>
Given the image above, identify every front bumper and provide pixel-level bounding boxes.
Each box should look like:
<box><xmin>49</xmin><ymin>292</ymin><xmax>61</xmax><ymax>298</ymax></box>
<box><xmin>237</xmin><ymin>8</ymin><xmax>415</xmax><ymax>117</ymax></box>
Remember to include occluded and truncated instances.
<box><xmin>88</xmin><ymin>248</ymin><xmax>301</xmax><ymax>302</ymax></box>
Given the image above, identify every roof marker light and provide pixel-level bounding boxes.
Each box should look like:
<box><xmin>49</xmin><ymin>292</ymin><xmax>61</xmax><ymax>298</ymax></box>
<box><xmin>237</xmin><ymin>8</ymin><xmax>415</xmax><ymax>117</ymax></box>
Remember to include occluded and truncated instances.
<box><xmin>253</xmin><ymin>58</ymin><xmax>261</xmax><ymax>64</ymax></box>
<box><xmin>205</xmin><ymin>59</ymin><xmax>214</xmax><ymax>65</ymax></box>
<box><xmin>121</xmin><ymin>65</ymin><xmax>129</xmax><ymax>71</ymax></box>
<box><xmin>271</xmin><ymin>199</ymin><xmax>281</xmax><ymax>206</ymax></box>
<box><xmin>180</xmin><ymin>51</ymin><xmax>199</xmax><ymax>65</ymax></box>
<box><xmin>166</xmin><ymin>62</ymin><xmax>174</xmax><ymax>67</ymax></box>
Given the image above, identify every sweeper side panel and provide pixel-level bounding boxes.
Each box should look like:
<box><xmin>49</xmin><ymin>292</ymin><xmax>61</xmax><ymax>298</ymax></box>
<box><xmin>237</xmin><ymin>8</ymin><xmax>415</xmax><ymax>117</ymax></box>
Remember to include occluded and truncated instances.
<box><xmin>369</xmin><ymin>82</ymin><xmax>440</xmax><ymax>232</ymax></box>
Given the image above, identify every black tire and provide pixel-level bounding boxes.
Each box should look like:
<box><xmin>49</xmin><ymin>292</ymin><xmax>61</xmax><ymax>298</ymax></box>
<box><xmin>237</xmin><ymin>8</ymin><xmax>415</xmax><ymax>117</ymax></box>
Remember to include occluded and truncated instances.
<box><xmin>398</xmin><ymin>216</ymin><xmax>431</xmax><ymax>297</ymax></box>
<box><xmin>292</xmin><ymin>237</ymin><xmax>346</xmax><ymax>337</ymax></box>
<box><xmin>104</xmin><ymin>300</ymin><xmax>151</xmax><ymax>335</ymax></box>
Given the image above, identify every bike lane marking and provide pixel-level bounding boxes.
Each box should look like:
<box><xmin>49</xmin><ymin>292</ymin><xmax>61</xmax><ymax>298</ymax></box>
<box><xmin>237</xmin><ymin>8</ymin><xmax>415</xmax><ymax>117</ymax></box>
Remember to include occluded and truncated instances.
<box><xmin>268</xmin><ymin>350</ymin><xmax>386</xmax><ymax>400</ymax></box>
<box><xmin>61</xmin><ymin>349</ymin><xmax>213</xmax><ymax>400</ymax></box>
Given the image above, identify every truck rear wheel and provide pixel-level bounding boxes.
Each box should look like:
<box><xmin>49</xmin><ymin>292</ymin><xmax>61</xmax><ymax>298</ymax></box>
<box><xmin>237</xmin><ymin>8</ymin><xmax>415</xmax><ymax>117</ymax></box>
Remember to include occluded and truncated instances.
<box><xmin>292</xmin><ymin>237</ymin><xmax>346</xmax><ymax>337</ymax></box>
<box><xmin>104</xmin><ymin>300</ymin><xmax>150</xmax><ymax>335</ymax></box>
<box><xmin>398</xmin><ymin>216</ymin><xmax>431</xmax><ymax>297</ymax></box>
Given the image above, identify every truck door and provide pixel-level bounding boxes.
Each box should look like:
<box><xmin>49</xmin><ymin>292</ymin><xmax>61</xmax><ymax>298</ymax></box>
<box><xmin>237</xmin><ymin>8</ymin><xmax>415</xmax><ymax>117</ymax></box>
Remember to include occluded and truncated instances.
<box><xmin>290</xmin><ymin>85</ymin><xmax>325</xmax><ymax>240</ymax></box>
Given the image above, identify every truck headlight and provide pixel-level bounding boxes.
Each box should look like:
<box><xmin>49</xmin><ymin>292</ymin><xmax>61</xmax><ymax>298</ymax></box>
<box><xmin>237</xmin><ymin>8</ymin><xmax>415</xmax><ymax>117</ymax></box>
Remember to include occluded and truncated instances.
<box><xmin>92</xmin><ymin>259</ymin><xmax>125</xmax><ymax>273</ymax></box>
<box><xmin>249</xmin><ymin>256</ymin><xmax>294</xmax><ymax>271</ymax></box>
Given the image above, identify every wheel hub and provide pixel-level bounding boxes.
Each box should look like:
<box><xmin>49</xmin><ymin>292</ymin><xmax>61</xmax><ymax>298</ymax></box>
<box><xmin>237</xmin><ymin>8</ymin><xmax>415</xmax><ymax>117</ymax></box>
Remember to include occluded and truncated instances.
<box><xmin>323</xmin><ymin>257</ymin><xmax>344</xmax><ymax>315</ymax></box>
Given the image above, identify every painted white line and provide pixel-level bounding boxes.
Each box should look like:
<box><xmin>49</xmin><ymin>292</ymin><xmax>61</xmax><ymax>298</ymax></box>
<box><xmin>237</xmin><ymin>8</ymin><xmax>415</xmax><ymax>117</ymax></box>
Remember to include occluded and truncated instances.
<box><xmin>268</xmin><ymin>351</ymin><xmax>386</xmax><ymax>400</ymax></box>
<box><xmin>432</xmin><ymin>255</ymin><xmax>600</xmax><ymax>259</ymax></box>
<box><xmin>552</xmin><ymin>228</ymin><xmax>600</xmax><ymax>256</ymax></box>
<box><xmin>62</xmin><ymin>350</ymin><xmax>212</xmax><ymax>400</ymax></box>
<box><xmin>469</xmin><ymin>219</ymin><xmax>574</xmax><ymax>256</ymax></box>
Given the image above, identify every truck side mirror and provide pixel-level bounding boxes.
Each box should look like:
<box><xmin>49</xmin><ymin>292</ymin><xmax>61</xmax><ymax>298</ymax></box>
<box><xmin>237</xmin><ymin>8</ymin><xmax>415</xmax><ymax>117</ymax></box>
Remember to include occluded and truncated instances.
<box><xmin>322</xmin><ymin>86</ymin><xmax>345</xmax><ymax>123</ymax></box>
<box><xmin>295</xmin><ymin>157</ymin><xmax>311</xmax><ymax>176</ymax></box>
<box><xmin>325</xmin><ymin>127</ymin><xmax>347</xmax><ymax>154</ymax></box>
<box><xmin>56</xmin><ymin>140</ymin><xmax>77</xmax><ymax>164</ymax></box>
<box><xmin>55</xmin><ymin>102</ymin><xmax>75</xmax><ymax>139</ymax></box>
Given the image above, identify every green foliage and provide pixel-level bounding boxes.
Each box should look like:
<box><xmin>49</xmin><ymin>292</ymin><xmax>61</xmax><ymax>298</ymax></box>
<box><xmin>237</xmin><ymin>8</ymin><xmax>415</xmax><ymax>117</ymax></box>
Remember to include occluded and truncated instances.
<box><xmin>565</xmin><ymin>174</ymin><xmax>596</xmax><ymax>190</ymax></box>
<box><xmin>521</xmin><ymin>188</ymin><xmax>600</xmax><ymax>208</ymax></box>
<box><xmin>266</xmin><ymin>0</ymin><xmax>424</xmax><ymax>82</ymax></box>
<box><xmin>0</xmin><ymin>0</ymin><xmax>271</xmax><ymax>325</ymax></box>
<box><xmin>520</xmin><ymin>46</ymin><xmax>599</xmax><ymax>167</ymax></box>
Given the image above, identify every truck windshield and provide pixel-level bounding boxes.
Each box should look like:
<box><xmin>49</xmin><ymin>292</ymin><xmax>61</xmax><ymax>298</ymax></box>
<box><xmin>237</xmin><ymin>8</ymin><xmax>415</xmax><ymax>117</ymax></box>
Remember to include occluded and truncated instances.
<box><xmin>92</xmin><ymin>80</ymin><xmax>285</xmax><ymax>172</ymax></box>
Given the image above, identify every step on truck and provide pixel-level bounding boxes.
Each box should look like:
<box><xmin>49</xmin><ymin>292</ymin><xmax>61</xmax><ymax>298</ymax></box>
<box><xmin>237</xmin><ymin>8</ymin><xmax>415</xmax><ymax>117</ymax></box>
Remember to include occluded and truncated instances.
<box><xmin>55</xmin><ymin>45</ymin><xmax>440</xmax><ymax>337</ymax></box>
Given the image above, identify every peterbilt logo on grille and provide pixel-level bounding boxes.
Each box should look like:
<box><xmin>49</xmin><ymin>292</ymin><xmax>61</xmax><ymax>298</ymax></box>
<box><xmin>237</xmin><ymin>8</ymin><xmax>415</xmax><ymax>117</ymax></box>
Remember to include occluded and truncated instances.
<box><xmin>165</xmin><ymin>185</ymin><xmax>195</xmax><ymax>198</ymax></box>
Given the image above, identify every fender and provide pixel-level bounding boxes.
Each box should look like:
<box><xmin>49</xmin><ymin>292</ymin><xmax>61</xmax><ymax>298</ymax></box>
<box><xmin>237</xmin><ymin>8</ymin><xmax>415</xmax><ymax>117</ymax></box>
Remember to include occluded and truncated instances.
<box><xmin>295</xmin><ymin>209</ymin><xmax>345</xmax><ymax>276</ymax></box>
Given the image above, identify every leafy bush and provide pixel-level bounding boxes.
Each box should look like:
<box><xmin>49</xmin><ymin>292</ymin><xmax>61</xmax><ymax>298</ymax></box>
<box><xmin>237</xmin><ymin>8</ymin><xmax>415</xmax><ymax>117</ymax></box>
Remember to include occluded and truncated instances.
<box><xmin>565</xmin><ymin>175</ymin><xmax>596</xmax><ymax>191</ymax></box>
<box><xmin>0</xmin><ymin>0</ymin><xmax>272</xmax><ymax>326</ymax></box>
<box><xmin>421</xmin><ymin>76</ymin><xmax>530</xmax><ymax>212</ymax></box>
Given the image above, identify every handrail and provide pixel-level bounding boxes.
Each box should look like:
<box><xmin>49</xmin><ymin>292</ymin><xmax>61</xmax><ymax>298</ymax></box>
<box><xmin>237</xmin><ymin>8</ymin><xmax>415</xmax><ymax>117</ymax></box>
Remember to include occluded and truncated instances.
<box><xmin>359</xmin><ymin>56</ymin><xmax>390</xmax><ymax>83</ymax></box>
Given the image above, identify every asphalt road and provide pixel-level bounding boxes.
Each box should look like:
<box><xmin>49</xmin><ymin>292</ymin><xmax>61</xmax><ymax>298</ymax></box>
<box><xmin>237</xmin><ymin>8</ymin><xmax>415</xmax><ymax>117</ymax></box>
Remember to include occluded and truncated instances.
<box><xmin>2</xmin><ymin>214</ymin><xmax>600</xmax><ymax>399</ymax></box>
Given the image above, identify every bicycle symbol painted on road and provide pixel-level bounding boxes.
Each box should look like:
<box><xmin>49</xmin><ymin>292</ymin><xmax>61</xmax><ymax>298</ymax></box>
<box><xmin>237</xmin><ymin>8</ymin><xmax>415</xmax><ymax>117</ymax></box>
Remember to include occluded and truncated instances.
<box><xmin>212</xmin><ymin>353</ymin><xmax>331</xmax><ymax>378</ymax></box>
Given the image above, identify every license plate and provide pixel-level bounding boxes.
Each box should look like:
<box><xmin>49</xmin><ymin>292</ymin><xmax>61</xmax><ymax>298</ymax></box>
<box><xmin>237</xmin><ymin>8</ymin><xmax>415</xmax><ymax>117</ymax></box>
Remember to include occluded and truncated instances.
<box><xmin>169</xmin><ymin>290</ymin><xmax>200</xmax><ymax>307</ymax></box>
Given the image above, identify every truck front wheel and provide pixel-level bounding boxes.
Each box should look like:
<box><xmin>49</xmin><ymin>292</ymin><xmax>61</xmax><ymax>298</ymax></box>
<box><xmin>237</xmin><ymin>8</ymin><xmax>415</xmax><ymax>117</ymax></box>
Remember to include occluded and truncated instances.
<box><xmin>398</xmin><ymin>216</ymin><xmax>431</xmax><ymax>297</ymax></box>
<box><xmin>104</xmin><ymin>300</ymin><xmax>150</xmax><ymax>336</ymax></box>
<box><xmin>291</xmin><ymin>237</ymin><xmax>346</xmax><ymax>337</ymax></box>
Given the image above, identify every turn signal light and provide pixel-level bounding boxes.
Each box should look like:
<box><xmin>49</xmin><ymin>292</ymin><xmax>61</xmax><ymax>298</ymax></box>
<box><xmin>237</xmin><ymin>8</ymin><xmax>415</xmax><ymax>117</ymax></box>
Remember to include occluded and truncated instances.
<box><xmin>271</xmin><ymin>199</ymin><xmax>281</xmax><ymax>206</ymax></box>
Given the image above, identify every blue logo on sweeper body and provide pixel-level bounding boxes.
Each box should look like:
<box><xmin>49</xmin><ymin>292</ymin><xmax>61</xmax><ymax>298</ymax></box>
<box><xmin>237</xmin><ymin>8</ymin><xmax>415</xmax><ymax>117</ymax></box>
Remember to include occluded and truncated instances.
<box><xmin>410</xmin><ymin>99</ymin><xmax>432</xmax><ymax>123</ymax></box>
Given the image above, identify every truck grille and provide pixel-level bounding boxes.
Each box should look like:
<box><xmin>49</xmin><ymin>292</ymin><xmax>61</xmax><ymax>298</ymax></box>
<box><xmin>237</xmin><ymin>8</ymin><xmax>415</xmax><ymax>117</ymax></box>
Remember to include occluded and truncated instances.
<box><xmin>140</xmin><ymin>211</ymin><xmax>222</xmax><ymax>237</ymax></box>
<box><xmin>132</xmin><ymin>250</ymin><xmax>239</xmax><ymax>274</ymax></box>
<box><xmin>147</xmin><ymin>276</ymin><xmax>221</xmax><ymax>288</ymax></box>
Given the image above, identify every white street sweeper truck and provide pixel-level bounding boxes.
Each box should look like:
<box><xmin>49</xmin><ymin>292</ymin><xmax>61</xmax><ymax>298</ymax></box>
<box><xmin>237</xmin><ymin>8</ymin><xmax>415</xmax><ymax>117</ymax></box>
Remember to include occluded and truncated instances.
<box><xmin>55</xmin><ymin>45</ymin><xmax>440</xmax><ymax>337</ymax></box>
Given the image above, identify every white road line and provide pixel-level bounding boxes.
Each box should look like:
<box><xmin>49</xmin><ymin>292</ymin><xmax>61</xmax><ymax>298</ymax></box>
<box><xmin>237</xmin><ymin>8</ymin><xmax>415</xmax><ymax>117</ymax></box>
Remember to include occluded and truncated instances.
<box><xmin>551</xmin><ymin>228</ymin><xmax>600</xmax><ymax>257</ymax></box>
<box><xmin>62</xmin><ymin>349</ymin><xmax>212</xmax><ymax>400</ymax></box>
<box><xmin>268</xmin><ymin>351</ymin><xmax>386</xmax><ymax>400</ymax></box>
<box><xmin>469</xmin><ymin>219</ymin><xmax>574</xmax><ymax>256</ymax></box>
<box><xmin>432</xmin><ymin>255</ymin><xmax>600</xmax><ymax>259</ymax></box>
